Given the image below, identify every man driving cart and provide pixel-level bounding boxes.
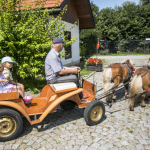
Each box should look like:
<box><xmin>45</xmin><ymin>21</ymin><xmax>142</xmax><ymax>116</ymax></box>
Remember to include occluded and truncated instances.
<box><xmin>45</xmin><ymin>37</ymin><xmax>81</xmax><ymax>85</ymax></box>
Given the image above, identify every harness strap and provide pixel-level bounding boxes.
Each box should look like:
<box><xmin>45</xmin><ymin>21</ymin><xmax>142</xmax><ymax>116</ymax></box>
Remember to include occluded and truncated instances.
<box><xmin>137</xmin><ymin>65</ymin><xmax>150</xmax><ymax>77</ymax></box>
<box><xmin>122</xmin><ymin>63</ymin><xmax>133</xmax><ymax>82</ymax></box>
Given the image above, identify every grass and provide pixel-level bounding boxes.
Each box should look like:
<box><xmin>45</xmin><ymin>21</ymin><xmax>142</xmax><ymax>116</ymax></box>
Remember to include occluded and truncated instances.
<box><xmin>117</xmin><ymin>137</ymin><xmax>121</xmax><ymax>140</ymax></box>
<box><xmin>93</xmin><ymin>53</ymin><xmax>150</xmax><ymax>56</ymax></box>
<box><xmin>126</xmin><ymin>127</ymin><xmax>133</xmax><ymax>133</ymax></box>
<box><xmin>77</xmin><ymin>58</ymin><xmax>106</xmax><ymax>76</ymax></box>
<box><xmin>77</xmin><ymin>60</ymin><xmax>93</xmax><ymax>76</ymax></box>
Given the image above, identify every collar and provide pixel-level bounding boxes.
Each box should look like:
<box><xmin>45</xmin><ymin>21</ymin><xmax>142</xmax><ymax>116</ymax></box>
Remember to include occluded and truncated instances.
<box><xmin>51</xmin><ymin>48</ymin><xmax>60</xmax><ymax>57</ymax></box>
<box><xmin>4</xmin><ymin>67</ymin><xmax>9</xmax><ymax>71</ymax></box>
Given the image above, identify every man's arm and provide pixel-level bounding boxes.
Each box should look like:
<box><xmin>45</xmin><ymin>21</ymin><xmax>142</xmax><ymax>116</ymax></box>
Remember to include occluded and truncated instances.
<box><xmin>58</xmin><ymin>67</ymin><xmax>80</xmax><ymax>75</ymax></box>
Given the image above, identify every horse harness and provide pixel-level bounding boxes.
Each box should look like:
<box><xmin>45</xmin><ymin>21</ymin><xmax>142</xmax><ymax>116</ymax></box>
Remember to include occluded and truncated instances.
<box><xmin>110</xmin><ymin>63</ymin><xmax>133</xmax><ymax>83</ymax></box>
<box><xmin>137</xmin><ymin>65</ymin><xmax>150</xmax><ymax>78</ymax></box>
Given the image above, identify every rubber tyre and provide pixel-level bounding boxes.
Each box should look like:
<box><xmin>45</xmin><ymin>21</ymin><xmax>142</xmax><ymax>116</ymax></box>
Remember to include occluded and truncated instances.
<box><xmin>84</xmin><ymin>100</ymin><xmax>105</xmax><ymax>126</ymax></box>
<box><xmin>0</xmin><ymin>108</ymin><xmax>23</xmax><ymax>142</ymax></box>
<box><xmin>60</xmin><ymin>100</ymin><xmax>77</xmax><ymax>110</ymax></box>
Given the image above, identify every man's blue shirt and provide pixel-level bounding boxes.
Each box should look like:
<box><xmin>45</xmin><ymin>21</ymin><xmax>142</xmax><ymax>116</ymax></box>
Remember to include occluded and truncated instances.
<box><xmin>45</xmin><ymin>48</ymin><xmax>63</xmax><ymax>80</ymax></box>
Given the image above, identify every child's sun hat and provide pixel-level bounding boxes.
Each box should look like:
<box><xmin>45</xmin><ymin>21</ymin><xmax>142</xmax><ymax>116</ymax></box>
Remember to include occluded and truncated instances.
<box><xmin>1</xmin><ymin>56</ymin><xmax>16</xmax><ymax>63</ymax></box>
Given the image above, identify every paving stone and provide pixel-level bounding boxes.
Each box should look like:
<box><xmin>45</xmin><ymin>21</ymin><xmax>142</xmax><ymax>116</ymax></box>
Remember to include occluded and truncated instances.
<box><xmin>144</xmin><ymin>145</ymin><xmax>150</xmax><ymax>149</ymax></box>
<box><xmin>0</xmin><ymin>145</ymin><xmax>4</xmax><ymax>149</ymax></box>
<box><xmin>80</xmin><ymin>145</ymin><xmax>88</xmax><ymax>150</ymax></box>
<box><xmin>91</xmin><ymin>143</ymin><xmax>100</xmax><ymax>149</ymax></box>
<box><xmin>139</xmin><ymin>139</ymin><xmax>149</xmax><ymax>144</ymax></box>
<box><xmin>11</xmin><ymin>144</ymin><xmax>20</xmax><ymax>149</ymax></box>
<box><xmin>136</xmin><ymin>144</ymin><xmax>144</xmax><ymax>149</ymax></box>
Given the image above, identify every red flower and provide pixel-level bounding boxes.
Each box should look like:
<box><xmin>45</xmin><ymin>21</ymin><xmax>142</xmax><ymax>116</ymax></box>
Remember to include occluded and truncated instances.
<box><xmin>87</xmin><ymin>58</ymin><xmax>102</xmax><ymax>64</ymax></box>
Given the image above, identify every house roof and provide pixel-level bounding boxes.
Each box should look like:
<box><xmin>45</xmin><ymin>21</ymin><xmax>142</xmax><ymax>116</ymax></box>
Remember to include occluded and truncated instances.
<box><xmin>72</xmin><ymin>0</ymin><xmax>95</xmax><ymax>29</ymax></box>
<box><xmin>21</xmin><ymin>0</ymin><xmax>95</xmax><ymax>29</ymax></box>
<box><xmin>21</xmin><ymin>0</ymin><xmax>63</xmax><ymax>8</ymax></box>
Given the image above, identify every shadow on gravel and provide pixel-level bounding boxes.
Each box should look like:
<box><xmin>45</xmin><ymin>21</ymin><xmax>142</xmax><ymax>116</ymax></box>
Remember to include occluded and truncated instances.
<box><xmin>18</xmin><ymin>107</ymin><xmax>85</xmax><ymax>138</ymax></box>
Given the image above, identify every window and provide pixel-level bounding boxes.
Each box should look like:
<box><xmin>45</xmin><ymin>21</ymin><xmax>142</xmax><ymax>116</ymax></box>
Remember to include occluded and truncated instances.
<box><xmin>64</xmin><ymin>31</ymin><xmax>72</xmax><ymax>59</ymax></box>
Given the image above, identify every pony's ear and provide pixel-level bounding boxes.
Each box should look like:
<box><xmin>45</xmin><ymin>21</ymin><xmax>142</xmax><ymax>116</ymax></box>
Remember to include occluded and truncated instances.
<box><xmin>126</xmin><ymin>59</ymin><xmax>130</xmax><ymax>63</ymax></box>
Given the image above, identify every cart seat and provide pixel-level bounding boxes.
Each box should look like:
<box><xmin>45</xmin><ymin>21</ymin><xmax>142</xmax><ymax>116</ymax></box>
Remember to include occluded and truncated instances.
<box><xmin>0</xmin><ymin>92</ymin><xmax>19</xmax><ymax>101</ymax></box>
<box><xmin>50</xmin><ymin>82</ymin><xmax>77</xmax><ymax>93</ymax></box>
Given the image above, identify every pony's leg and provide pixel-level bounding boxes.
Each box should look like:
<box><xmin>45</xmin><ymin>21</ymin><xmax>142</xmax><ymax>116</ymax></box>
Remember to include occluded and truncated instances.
<box><xmin>112</xmin><ymin>76</ymin><xmax>122</xmax><ymax>101</ymax></box>
<box><xmin>124</xmin><ymin>81</ymin><xmax>129</xmax><ymax>98</ymax></box>
<box><xmin>103</xmin><ymin>68</ymin><xmax>112</xmax><ymax>103</ymax></box>
<box><xmin>129</xmin><ymin>96</ymin><xmax>137</xmax><ymax>111</ymax></box>
<box><xmin>129</xmin><ymin>75</ymin><xmax>142</xmax><ymax>111</ymax></box>
<box><xmin>141</xmin><ymin>90</ymin><xmax>147</xmax><ymax>107</ymax></box>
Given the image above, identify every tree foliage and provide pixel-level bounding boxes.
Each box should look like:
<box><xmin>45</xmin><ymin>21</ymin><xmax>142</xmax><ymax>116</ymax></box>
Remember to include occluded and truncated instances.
<box><xmin>80</xmin><ymin>2</ymin><xmax>99</xmax><ymax>57</ymax></box>
<box><xmin>80</xmin><ymin>1</ymin><xmax>150</xmax><ymax>47</ymax></box>
<box><xmin>0</xmin><ymin>0</ymin><xmax>77</xmax><ymax>92</ymax></box>
<box><xmin>140</xmin><ymin>0</ymin><xmax>150</xmax><ymax>6</ymax></box>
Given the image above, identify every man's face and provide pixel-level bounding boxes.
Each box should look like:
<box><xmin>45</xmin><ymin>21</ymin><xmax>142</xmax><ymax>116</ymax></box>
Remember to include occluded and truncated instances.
<box><xmin>58</xmin><ymin>43</ymin><xmax>63</xmax><ymax>52</ymax></box>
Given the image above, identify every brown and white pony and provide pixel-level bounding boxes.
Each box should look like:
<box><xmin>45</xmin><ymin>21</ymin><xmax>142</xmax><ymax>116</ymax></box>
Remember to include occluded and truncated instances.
<box><xmin>103</xmin><ymin>59</ymin><xmax>134</xmax><ymax>103</ymax></box>
<box><xmin>129</xmin><ymin>65</ymin><xmax>150</xmax><ymax>111</ymax></box>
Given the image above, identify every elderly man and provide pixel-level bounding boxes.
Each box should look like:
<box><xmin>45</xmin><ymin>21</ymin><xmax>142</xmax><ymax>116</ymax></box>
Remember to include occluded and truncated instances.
<box><xmin>45</xmin><ymin>37</ymin><xmax>81</xmax><ymax>85</ymax></box>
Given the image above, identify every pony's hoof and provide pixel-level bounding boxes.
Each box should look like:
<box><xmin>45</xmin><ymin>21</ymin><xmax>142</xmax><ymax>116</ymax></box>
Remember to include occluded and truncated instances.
<box><xmin>106</xmin><ymin>98</ymin><xmax>111</xmax><ymax>103</ymax></box>
<box><xmin>141</xmin><ymin>104</ymin><xmax>146</xmax><ymax>107</ymax></box>
<box><xmin>130</xmin><ymin>108</ymin><xmax>134</xmax><ymax>111</ymax></box>
<box><xmin>112</xmin><ymin>95</ymin><xmax>116</xmax><ymax>100</ymax></box>
<box><xmin>113</xmin><ymin>99</ymin><xmax>116</xmax><ymax>102</ymax></box>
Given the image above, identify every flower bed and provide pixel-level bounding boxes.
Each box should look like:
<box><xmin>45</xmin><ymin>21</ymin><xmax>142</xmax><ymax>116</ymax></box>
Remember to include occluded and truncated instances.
<box><xmin>86</xmin><ymin>58</ymin><xmax>103</xmax><ymax>72</ymax></box>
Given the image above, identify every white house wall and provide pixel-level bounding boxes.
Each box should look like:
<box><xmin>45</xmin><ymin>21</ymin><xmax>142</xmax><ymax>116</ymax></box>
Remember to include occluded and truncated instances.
<box><xmin>61</xmin><ymin>21</ymin><xmax>80</xmax><ymax>66</ymax></box>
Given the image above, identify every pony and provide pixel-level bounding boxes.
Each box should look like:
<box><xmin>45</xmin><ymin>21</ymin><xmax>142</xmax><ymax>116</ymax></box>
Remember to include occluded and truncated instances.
<box><xmin>129</xmin><ymin>65</ymin><xmax>150</xmax><ymax>111</ymax></box>
<box><xmin>103</xmin><ymin>59</ymin><xmax>134</xmax><ymax>103</ymax></box>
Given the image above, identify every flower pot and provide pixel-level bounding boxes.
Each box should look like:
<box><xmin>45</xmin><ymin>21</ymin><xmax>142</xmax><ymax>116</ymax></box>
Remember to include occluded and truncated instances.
<box><xmin>87</xmin><ymin>64</ymin><xmax>103</xmax><ymax>72</ymax></box>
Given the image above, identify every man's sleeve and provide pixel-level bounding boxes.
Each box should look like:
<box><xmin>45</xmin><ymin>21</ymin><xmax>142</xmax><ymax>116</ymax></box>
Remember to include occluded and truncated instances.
<box><xmin>49</xmin><ymin>57</ymin><xmax>63</xmax><ymax>73</ymax></box>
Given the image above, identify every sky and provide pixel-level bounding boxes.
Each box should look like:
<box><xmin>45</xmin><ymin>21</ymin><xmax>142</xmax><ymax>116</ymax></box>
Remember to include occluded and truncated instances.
<box><xmin>91</xmin><ymin>0</ymin><xmax>140</xmax><ymax>10</ymax></box>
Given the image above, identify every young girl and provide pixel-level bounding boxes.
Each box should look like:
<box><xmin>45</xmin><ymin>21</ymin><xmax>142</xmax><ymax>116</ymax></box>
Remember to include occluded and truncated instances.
<box><xmin>0</xmin><ymin>64</ymin><xmax>14</xmax><ymax>93</ymax></box>
<box><xmin>1</xmin><ymin>56</ymin><xmax>32</xmax><ymax>103</ymax></box>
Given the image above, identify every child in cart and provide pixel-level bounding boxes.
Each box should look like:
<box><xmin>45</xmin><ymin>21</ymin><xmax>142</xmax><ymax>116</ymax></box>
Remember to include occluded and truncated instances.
<box><xmin>1</xmin><ymin>57</ymin><xmax>32</xmax><ymax>103</ymax></box>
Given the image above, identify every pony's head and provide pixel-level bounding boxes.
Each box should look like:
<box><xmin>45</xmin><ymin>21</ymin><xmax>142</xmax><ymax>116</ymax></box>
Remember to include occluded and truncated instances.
<box><xmin>122</xmin><ymin>59</ymin><xmax>134</xmax><ymax>70</ymax></box>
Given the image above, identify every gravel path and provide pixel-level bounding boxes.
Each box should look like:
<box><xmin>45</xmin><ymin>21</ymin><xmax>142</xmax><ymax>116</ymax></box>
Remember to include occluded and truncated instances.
<box><xmin>1</xmin><ymin>55</ymin><xmax>150</xmax><ymax>150</ymax></box>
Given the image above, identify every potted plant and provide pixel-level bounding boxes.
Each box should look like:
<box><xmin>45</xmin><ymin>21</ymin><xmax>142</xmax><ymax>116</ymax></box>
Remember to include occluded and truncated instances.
<box><xmin>86</xmin><ymin>58</ymin><xmax>103</xmax><ymax>72</ymax></box>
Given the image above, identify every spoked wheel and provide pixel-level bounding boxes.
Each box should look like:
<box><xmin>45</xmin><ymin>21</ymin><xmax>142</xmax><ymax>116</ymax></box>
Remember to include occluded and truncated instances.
<box><xmin>0</xmin><ymin>109</ymin><xmax>23</xmax><ymax>142</ymax></box>
<box><xmin>60</xmin><ymin>100</ymin><xmax>77</xmax><ymax>110</ymax></box>
<box><xmin>84</xmin><ymin>100</ymin><xmax>105</xmax><ymax>126</ymax></box>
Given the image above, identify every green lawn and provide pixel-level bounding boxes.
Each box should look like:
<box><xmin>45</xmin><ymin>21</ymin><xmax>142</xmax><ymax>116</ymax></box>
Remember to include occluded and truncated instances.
<box><xmin>93</xmin><ymin>53</ymin><xmax>150</xmax><ymax>56</ymax></box>
<box><xmin>77</xmin><ymin>60</ymin><xmax>93</xmax><ymax>76</ymax></box>
<box><xmin>77</xmin><ymin>59</ymin><xmax>106</xmax><ymax>76</ymax></box>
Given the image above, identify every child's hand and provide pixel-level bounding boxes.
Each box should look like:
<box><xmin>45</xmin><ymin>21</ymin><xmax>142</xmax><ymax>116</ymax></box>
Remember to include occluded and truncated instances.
<box><xmin>3</xmin><ymin>79</ymin><xmax>9</xmax><ymax>83</ymax></box>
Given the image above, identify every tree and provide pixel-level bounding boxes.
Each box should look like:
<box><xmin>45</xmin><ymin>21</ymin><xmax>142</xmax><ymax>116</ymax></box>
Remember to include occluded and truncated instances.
<box><xmin>0</xmin><ymin>0</ymin><xmax>77</xmax><ymax>92</ymax></box>
<box><xmin>140</xmin><ymin>0</ymin><xmax>150</xmax><ymax>6</ymax></box>
<box><xmin>80</xmin><ymin>2</ymin><xmax>99</xmax><ymax>57</ymax></box>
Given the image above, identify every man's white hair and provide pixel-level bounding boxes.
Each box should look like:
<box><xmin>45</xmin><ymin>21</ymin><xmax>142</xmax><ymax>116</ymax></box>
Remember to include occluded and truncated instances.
<box><xmin>51</xmin><ymin>43</ymin><xmax>63</xmax><ymax>48</ymax></box>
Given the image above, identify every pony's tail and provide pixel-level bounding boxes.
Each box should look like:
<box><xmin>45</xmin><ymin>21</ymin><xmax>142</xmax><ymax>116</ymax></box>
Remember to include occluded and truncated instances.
<box><xmin>103</xmin><ymin>68</ymin><xmax>112</xmax><ymax>93</ymax></box>
<box><xmin>129</xmin><ymin>75</ymin><xmax>142</xmax><ymax>103</ymax></box>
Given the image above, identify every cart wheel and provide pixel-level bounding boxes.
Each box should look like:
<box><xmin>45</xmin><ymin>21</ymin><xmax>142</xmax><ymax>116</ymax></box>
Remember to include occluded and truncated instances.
<box><xmin>0</xmin><ymin>108</ymin><xmax>23</xmax><ymax>142</ymax></box>
<box><xmin>84</xmin><ymin>100</ymin><xmax>105</xmax><ymax>126</ymax></box>
<box><xmin>60</xmin><ymin>100</ymin><xmax>77</xmax><ymax>110</ymax></box>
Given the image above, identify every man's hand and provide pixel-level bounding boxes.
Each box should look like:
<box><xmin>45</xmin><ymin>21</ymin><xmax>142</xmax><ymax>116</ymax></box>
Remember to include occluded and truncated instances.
<box><xmin>74</xmin><ymin>67</ymin><xmax>81</xmax><ymax>72</ymax></box>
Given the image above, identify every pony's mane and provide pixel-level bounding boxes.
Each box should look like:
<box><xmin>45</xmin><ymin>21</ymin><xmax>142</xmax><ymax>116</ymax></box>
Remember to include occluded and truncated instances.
<box><xmin>122</xmin><ymin>59</ymin><xmax>133</xmax><ymax>66</ymax></box>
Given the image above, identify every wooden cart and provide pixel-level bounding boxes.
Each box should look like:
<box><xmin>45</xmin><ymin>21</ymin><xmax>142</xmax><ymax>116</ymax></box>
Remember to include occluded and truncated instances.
<box><xmin>0</xmin><ymin>79</ymin><xmax>105</xmax><ymax>142</ymax></box>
